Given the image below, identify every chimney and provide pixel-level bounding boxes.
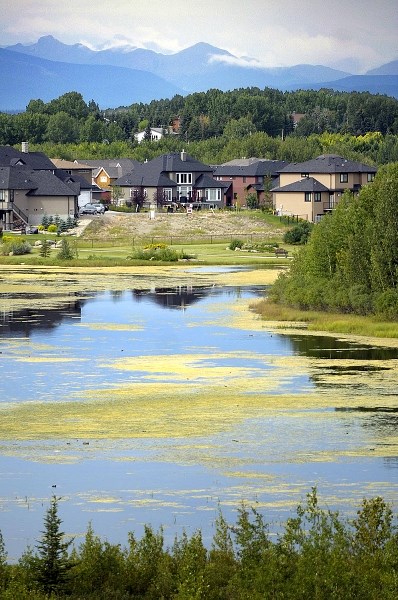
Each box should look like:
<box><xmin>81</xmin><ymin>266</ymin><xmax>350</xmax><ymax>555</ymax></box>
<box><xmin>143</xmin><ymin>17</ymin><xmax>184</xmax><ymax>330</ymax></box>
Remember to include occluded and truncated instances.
<box><xmin>181</xmin><ymin>149</ymin><xmax>187</xmax><ymax>161</ymax></box>
<box><xmin>21</xmin><ymin>141</ymin><xmax>29</xmax><ymax>153</ymax></box>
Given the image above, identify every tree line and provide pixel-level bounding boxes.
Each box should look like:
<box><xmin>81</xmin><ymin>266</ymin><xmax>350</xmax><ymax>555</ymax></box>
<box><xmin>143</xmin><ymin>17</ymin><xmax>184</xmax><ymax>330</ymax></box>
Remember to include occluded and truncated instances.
<box><xmin>270</xmin><ymin>162</ymin><xmax>398</xmax><ymax>318</ymax></box>
<box><xmin>1</xmin><ymin>88</ymin><xmax>398</xmax><ymax>165</ymax></box>
<box><xmin>1</xmin><ymin>490</ymin><xmax>398</xmax><ymax>598</ymax></box>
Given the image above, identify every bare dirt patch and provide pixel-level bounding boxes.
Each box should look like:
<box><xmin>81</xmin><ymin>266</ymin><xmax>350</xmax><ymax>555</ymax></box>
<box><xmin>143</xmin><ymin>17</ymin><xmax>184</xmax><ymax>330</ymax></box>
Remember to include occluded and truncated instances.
<box><xmin>80</xmin><ymin>210</ymin><xmax>285</xmax><ymax>240</ymax></box>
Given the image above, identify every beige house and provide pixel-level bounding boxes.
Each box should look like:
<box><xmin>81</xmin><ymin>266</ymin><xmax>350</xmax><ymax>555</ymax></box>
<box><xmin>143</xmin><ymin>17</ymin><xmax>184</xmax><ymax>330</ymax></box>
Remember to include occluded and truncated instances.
<box><xmin>272</xmin><ymin>154</ymin><xmax>377</xmax><ymax>222</ymax></box>
<box><xmin>0</xmin><ymin>146</ymin><xmax>78</xmax><ymax>230</ymax></box>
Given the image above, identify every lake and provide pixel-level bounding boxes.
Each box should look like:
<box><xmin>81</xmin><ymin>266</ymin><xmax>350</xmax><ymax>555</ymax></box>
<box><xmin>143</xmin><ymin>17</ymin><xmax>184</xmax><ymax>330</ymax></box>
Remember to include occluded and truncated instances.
<box><xmin>1</xmin><ymin>265</ymin><xmax>398</xmax><ymax>561</ymax></box>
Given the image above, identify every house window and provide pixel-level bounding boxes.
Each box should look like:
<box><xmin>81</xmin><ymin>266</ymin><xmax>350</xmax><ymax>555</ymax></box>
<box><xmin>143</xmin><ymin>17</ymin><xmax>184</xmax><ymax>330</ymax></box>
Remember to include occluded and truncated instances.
<box><xmin>205</xmin><ymin>188</ymin><xmax>221</xmax><ymax>202</ymax></box>
<box><xmin>304</xmin><ymin>192</ymin><xmax>311</xmax><ymax>202</ymax></box>
<box><xmin>178</xmin><ymin>185</ymin><xmax>192</xmax><ymax>199</ymax></box>
<box><xmin>0</xmin><ymin>190</ymin><xmax>5</xmax><ymax>200</ymax></box>
<box><xmin>367</xmin><ymin>173</ymin><xmax>375</xmax><ymax>182</ymax></box>
<box><xmin>314</xmin><ymin>192</ymin><xmax>321</xmax><ymax>202</ymax></box>
<box><xmin>176</xmin><ymin>173</ymin><xmax>192</xmax><ymax>185</ymax></box>
<box><xmin>340</xmin><ymin>173</ymin><xmax>348</xmax><ymax>183</ymax></box>
<box><xmin>243</xmin><ymin>177</ymin><xmax>246</xmax><ymax>183</ymax></box>
<box><xmin>163</xmin><ymin>188</ymin><xmax>172</xmax><ymax>202</ymax></box>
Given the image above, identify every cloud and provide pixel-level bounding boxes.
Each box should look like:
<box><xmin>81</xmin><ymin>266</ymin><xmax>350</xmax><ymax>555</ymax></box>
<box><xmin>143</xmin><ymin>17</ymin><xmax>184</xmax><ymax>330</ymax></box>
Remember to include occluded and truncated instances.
<box><xmin>1</xmin><ymin>0</ymin><xmax>397</xmax><ymax>73</ymax></box>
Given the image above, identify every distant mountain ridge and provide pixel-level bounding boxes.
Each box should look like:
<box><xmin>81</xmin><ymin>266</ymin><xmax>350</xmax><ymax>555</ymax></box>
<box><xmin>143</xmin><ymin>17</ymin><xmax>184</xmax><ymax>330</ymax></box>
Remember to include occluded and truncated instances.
<box><xmin>0</xmin><ymin>48</ymin><xmax>183</xmax><ymax>111</ymax></box>
<box><xmin>2</xmin><ymin>36</ymin><xmax>398</xmax><ymax>110</ymax></box>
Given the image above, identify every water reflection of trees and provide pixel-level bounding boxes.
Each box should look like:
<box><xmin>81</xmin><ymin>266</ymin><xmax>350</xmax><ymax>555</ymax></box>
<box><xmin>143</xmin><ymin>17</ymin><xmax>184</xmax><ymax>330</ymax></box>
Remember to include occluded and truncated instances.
<box><xmin>131</xmin><ymin>285</ymin><xmax>222</xmax><ymax>310</ymax></box>
<box><xmin>0</xmin><ymin>299</ymin><xmax>82</xmax><ymax>336</ymax></box>
<box><xmin>286</xmin><ymin>334</ymin><xmax>398</xmax><ymax>360</ymax></box>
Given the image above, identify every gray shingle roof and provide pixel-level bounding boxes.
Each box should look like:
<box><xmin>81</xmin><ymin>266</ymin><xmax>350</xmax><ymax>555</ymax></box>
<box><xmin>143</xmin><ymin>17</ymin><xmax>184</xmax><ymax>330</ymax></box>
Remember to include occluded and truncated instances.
<box><xmin>0</xmin><ymin>146</ymin><xmax>55</xmax><ymax>170</ymax></box>
<box><xmin>148</xmin><ymin>152</ymin><xmax>213</xmax><ymax>174</ymax></box>
<box><xmin>279</xmin><ymin>154</ymin><xmax>377</xmax><ymax>174</ymax></box>
<box><xmin>272</xmin><ymin>177</ymin><xmax>330</xmax><ymax>193</ymax></box>
<box><xmin>0</xmin><ymin>166</ymin><xmax>37</xmax><ymax>190</ymax></box>
<box><xmin>213</xmin><ymin>159</ymin><xmax>288</xmax><ymax>178</ymax></box>
<box><xmin>194</xmin><ymin>173</ymin><xmax>228</xmax><ymax>189</ymax></box>
<box><xmin>27</xmin><ymin>170</ymin><xmax>78</xmax><ymax>196</ymax></box>
<box><xmin>115</xmin><ymin>165</ymin><xmax>176</xmax><ymax>188</ymax></box>
<box><xmin>0</xmin><ymin>166</ymin><xmax>78</xmax><ymax>196</ymax></box>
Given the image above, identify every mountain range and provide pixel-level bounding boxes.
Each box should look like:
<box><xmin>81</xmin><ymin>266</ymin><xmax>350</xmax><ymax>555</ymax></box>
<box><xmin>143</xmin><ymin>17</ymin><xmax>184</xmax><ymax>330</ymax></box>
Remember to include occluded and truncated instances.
<box><xmin>1</xmin><ymin>36</ymin><xmax>398</xmax><ymax>111</ymax></box>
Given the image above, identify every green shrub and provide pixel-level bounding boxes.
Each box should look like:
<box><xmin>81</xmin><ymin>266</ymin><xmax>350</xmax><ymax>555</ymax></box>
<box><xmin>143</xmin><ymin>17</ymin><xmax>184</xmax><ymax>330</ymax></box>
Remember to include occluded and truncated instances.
<box><xmin>0</xmin><ymin>240</ymin><xmax>32</xmax><ymax>256</ymax></box>
<box><xmin>128</xmin><ymin>245</ymin><xmax>180</xmax><ymax>262</ymax></box>
<box><xmin>283</xmin><ymin>221</ymin><xmax>313</xmax><ymax>245</ymax></box>
<box><xmin>229</xmin><ymin>239</ymin><xmax>244</xmax><ymax>250</ymax></box>
<box><xmin>374</xmin><ymin>289</ymin><xmax>398</xmax><ymax>320</ymax></box>
<box><xmin>47</xmin><ymin>224</ymin><xmax>58</xmax><ymax>233</ymax></box>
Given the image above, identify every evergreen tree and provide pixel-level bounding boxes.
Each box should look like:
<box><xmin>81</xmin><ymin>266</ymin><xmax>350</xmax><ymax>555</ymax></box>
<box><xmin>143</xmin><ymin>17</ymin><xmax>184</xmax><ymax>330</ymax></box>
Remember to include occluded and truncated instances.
<box><xmin>35</xmin><ymin>496</ymin><xmax>73</xmax><ymax>596</ymax></box>
<box><xmin>39</xmin><ymin>239</ymin><xmax>51</xmax><ymax>258</ymax></box>
<box><xmin>57</xmin><ymin>238</ymin><xmax>75</xmax><ymax>260</ymax></box>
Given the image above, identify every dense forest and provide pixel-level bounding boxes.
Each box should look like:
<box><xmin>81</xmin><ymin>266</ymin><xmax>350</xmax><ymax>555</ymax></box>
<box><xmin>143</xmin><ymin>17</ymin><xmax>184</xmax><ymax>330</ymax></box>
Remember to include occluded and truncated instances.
<box><xmin>1</xmin><ymin>491</ymin><xmax>398</xmax><ymax>599</ymax></box>
<box><xmin>270</xmin><ymin>162</ymin><xmax>398</xmax><ymax>318</ymax></box>
<box><xmin>1</xmin><ymin>88</ymin><xmax>398</xmax><ymax>165</ymax></box>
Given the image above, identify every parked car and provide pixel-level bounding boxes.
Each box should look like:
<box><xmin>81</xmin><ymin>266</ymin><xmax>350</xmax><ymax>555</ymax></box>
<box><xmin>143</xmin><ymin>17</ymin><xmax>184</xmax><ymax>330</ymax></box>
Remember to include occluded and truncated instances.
<box><xmin>25</xmin><ymin>226</ymin><xmax>39</xmax><ymax>234</ymax></box>
<box><xmin>79</xmin><ymin>204</ymin><xmax>99</xmax><ymax>215</ymax></box>
<box><xmin>91</xmin><ymin>203</ymin><xmax>106</xmax><ymax>214</ymax></box>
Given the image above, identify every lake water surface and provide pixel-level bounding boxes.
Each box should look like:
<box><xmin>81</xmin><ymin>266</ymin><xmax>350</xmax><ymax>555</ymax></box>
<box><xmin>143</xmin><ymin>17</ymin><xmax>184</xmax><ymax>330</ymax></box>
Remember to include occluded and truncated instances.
<box><xmin>1</xmin><ymin>266</ymin><xmax>398</xmax><ymax>561</ymax></box>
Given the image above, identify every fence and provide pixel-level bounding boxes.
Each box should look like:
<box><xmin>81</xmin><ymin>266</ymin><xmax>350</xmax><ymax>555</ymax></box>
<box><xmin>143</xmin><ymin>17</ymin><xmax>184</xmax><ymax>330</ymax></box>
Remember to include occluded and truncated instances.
<box><xmin>78</xmin><ymin>232</ymin><xmax>281</xmax><ymax>249</ymax></box>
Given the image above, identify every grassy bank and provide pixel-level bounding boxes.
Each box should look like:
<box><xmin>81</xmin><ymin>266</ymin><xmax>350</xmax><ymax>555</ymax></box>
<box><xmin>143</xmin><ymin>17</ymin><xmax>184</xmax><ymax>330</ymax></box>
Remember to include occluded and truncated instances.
<box><xmin>0</xmin><ymin>234</ymin><xmax>293</xmax><ymax>267</ymax></box>
<box><xmin>253</xmin><ymin>298</ymin><xmax>398</xmax><ymax>339</ymax></box>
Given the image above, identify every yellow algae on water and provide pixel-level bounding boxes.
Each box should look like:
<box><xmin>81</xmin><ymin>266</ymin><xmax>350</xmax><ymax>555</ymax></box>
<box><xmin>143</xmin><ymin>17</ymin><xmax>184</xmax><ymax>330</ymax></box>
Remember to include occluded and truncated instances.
<box><xmin>78</xmin><ymin>323</ymin><xmax>144</xmax><ymax>331</ymax></box>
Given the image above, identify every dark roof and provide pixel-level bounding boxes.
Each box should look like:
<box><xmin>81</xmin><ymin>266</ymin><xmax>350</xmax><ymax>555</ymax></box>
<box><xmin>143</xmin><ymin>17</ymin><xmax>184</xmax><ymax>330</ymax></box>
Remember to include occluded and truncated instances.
<box><xmin>0</xmin><ymin>166</ymin><xmax>77</xmax><ymax>196</ymax></box>
<box><xmin>272</xmin><ymin>177</ymin><xmax>330</xmax><ymax>193</ymax></box>
<box><xmin>78</xmin><ymin>158</ymin><xmax>140</xmax><ymax>180</ymax></box>
<box><xmin>115</xmin><ymin>165</ymin><xmax>176</xmax><ymax>188</ymax></box>
<box><xmin>148</xmin><ymin>152</ymin><xmax>213</xmax><ymax>174</ymax></box>
<box><xmin>27</xmin><ymin>170</ymin><xmax>78</xmax><ymax>196</ymax></box>
<box><xmin>213</xmin><ymin>159</ymin><xmax>288</xmax><ymax>178</ymax></box>
<box><xmin>54</xmin><ymin>169</ymin><xmax>95</xmax><ymax>191</ymax></box>
<box><xmin>194</xmin><ymin>173</ymin><xmax>227</xmax><ymax>189</ymax></box>
<box><xmin>279</xmin><ymin>154</ymin><xmax>377</xmax><ymax>174</ymax></box>
<box><xmin>0</xmin><ymin>166</ymin><xmax>37</xmax><ymax>190</ymax></box>
<box><xmin>0</xmin><ymin>146</ymin><xmax>56</xmax><ymax>170</ymax></box>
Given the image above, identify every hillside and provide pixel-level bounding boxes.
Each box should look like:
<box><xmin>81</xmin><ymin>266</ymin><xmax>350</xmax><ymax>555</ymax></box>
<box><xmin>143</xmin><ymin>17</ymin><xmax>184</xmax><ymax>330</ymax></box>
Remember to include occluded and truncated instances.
<box><xmin>79</xmin><ymin>210</ymin><xmax>286</xmax><ymax>240</ymax></box>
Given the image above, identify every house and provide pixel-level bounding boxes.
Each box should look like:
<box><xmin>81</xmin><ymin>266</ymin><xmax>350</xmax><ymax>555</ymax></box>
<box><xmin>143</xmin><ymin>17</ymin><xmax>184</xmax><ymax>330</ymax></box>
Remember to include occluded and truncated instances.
<box><xmin>53</xmin><ymin>169</ymin><xmax>98</xmax><ymax>209</ymax></box>
<box><xmin>51</xmin><ymin>158</ymin><xmax>94</xmax><ymax>185</ymax></box>
<box><xmin>0</xmin><ymin>145</ymin><xmax>79</xmax><ymax>230</ymax></box>
<box><xmin>115</xmin><ymin>150</ymin><xmax>232</xmax><ymax>209</ymax></box>
<box><xmin>0</xmin><ymin>166</ymin><xmax>78</xmax><ymax>229</ymax></box>
<box><xmin>213</xmin><ymin>158</ymin><xmax>288</xmax><ymax>207</ymax></box>
<box><xmin>272</xmin><ymin>154</ymin><xmax>377</xmax><ymax>222</ymax></box>
<box><xmin>134</xmin><ymin>127</ymin><xmax>178</xmax><ymax>144</ymax></box>
<box><xmin>77</xmin><ymin>159</ymin><xmax>140</xmax><ymax>190</ymax></box>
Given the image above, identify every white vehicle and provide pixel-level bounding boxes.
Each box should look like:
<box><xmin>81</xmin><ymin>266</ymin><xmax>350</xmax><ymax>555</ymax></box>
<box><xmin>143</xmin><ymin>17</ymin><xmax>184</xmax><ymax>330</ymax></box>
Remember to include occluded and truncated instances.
<box><xmin>91</xmin><ymin>203</ymin><xmax>106</xmax><ymax>214</ymax></box>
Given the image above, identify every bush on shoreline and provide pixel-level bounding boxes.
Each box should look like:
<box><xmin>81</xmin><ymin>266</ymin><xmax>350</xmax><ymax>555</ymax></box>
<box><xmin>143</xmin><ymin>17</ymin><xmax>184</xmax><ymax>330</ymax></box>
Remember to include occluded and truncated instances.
<box><xmin>1</xmin><ymin>489</ymin><xmax>398</xmax><ymax>599</ymax></box>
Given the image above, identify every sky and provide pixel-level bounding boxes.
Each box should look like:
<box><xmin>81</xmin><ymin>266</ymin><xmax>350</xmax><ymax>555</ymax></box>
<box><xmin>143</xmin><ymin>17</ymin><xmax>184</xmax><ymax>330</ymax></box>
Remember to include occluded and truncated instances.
<box><xmin>1</xmin><ymin>0</ymin><xmax>397</xmax><ymax>73</ymax></box>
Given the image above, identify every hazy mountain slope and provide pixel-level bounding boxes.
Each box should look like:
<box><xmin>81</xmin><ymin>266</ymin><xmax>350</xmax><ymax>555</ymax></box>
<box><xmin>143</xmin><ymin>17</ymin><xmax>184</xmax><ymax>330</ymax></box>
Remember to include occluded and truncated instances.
<box><xmin>5</xmin><ymin>36</ymin><xmax>351</xmax><ymax>93</ymax></box>
<box><xmin>297</xmin><ymin>74</ymin><xmax>398</xmax><ymax>98</ymax></box>
<box><xmin>0</xmin><ymin>49</ymin><xmax>183</xmax><ymax>110</ymax></box>
<box><xmin>366</xmin><ymin>60</ymin><xmax>398</xmax><ymax>76</ymax></box>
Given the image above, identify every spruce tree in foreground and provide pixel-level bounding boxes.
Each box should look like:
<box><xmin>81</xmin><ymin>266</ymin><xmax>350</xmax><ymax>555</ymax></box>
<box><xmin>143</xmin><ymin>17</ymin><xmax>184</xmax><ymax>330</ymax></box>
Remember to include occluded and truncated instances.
<box><xmin>35</xmin><ymin>495</ymin><xmax>73</xmax><ymax>596</ymax></box>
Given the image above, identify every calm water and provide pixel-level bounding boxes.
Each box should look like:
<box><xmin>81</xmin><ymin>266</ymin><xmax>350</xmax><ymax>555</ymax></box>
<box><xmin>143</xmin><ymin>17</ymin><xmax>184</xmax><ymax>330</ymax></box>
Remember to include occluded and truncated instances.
<box><xmin>1</xmin><ymin>274</ymin><xmax>398</xmax><ymax>560</ymax></box>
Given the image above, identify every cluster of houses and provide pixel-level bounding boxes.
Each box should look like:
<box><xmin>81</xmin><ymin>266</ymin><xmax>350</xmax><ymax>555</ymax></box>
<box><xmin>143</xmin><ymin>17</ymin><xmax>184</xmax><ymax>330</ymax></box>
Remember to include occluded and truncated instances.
<box><xmin>0</xmin><ymin>143</ymin><xmax>377</xmax><ymax>231</ymax></box>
